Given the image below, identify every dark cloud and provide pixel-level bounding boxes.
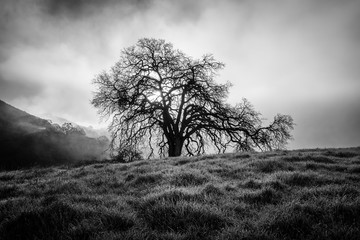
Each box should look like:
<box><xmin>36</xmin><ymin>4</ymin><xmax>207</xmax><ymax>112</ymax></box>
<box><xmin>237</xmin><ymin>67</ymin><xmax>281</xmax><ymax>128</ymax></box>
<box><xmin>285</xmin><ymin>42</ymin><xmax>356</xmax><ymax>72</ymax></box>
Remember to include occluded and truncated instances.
<box><xmin>39</xmin><ymin>0</ymin><xmax>209</xmax><ymax>24</ymax></box>
<box><xmin>0</xmin><ymin>0</ymin><xmax>209</xmax><ymax>56</ymax></box>
<box><xmin>41</xmin><ymin>0</ymin><xmax>151</xmax><ymax>19</ymax></box>
<box><xmin>44</xmin><ymin>0</ymin><xmax>104</xmax><ymax>17</ymax></box>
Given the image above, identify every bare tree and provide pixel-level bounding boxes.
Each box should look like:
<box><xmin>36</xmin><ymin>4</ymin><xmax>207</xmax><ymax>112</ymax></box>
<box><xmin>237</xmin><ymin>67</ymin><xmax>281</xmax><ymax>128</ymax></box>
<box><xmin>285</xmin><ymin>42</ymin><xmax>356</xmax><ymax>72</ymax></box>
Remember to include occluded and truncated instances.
<box><xmin>92</xmin><ymin>38</ymin><xmax>294</xmax><ymax>157</ymax></box>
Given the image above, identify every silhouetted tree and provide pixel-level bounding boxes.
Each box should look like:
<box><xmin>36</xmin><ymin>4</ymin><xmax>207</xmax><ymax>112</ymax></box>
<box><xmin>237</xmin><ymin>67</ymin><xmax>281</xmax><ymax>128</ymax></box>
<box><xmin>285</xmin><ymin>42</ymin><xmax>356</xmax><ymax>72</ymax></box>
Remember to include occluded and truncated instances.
<box><xmin>112</xmin><ymin>146</ymin><xmax>143</xmax><ymax>163</ymax></box>
<box><xmin>61</xmin><ymin>122</ymin><xmax>86</xmax><ymax>136</ymax></box>
<box><xmin>92</xmin><ymin>38</ymin><xmax>294</xmax><ymax>157</ymax></box>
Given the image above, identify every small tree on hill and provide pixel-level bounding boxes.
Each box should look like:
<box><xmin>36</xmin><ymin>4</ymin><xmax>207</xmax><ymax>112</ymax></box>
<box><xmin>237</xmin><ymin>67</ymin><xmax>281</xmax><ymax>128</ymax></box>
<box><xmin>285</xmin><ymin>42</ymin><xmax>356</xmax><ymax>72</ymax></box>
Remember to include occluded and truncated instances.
<box><xmin>61</xmin><ymin>123</ymin><xmax>86</xmax><ymax>136</ymax></box>
<box><xmin>92</xmin><ymin>38</ymin><xmax>294</xmax><ymax>157</ymax></box>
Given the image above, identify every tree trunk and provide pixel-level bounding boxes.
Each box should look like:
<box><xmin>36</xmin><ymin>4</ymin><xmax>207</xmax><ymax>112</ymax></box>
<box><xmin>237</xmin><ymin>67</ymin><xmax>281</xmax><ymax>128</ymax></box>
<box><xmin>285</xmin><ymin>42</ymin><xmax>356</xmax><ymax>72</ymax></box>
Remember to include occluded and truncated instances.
<box><xmin>168</xmin><ymin>137</ymin><xmax>183</xmax><ymax>157</ymax></box>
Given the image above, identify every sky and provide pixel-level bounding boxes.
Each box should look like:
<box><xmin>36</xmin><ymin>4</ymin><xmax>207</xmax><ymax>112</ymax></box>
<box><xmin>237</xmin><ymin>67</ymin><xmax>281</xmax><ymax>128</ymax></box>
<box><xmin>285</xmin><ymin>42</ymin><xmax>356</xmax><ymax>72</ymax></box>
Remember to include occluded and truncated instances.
<box><xmin>0</xmin><ymin>0</ymin><xmax>359</xmax><ymax>150</ymax></box>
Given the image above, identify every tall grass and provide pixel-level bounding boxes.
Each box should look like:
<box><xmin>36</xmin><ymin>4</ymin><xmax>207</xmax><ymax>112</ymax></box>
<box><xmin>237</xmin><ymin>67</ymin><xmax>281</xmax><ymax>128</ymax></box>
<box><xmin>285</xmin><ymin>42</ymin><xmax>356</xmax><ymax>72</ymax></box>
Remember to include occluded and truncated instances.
<box><xmin>0</xmin><ymin>147</ymin><xmax>359</xmax><ymax>239</ymax></box>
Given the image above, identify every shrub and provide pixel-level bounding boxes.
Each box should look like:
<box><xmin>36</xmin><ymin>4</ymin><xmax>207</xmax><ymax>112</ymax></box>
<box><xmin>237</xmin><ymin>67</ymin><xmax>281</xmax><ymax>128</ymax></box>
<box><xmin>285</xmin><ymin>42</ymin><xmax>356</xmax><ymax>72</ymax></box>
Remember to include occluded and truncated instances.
<box><xmin>112</xmin><ymin>147</ymin><xmax>143</xmax><ymax>163</ymax></box>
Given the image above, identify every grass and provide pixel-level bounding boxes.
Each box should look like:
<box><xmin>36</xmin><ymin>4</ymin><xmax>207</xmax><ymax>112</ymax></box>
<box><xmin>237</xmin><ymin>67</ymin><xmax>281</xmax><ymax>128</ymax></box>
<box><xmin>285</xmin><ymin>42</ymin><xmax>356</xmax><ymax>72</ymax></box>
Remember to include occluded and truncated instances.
<box><xmin>0</xmin><ymin>147</ymin><xmax>359</xmax><ymax>239</ymax></box>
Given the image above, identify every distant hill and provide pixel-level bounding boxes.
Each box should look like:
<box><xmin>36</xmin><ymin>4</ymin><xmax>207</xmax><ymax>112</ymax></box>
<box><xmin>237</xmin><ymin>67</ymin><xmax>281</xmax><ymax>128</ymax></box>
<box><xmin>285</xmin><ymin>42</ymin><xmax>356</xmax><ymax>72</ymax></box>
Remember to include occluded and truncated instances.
<box><xmin>39</xmin><ymin>113</ymin><xmax>109</xmax><ymax>139</ymax></box>
<box><xmin>0</xmin><ymin>99</ymin><xmax>52</xmax><ymax>134</ymax></box>
<box><xmin>0</xmin><ymin>100</ymin><xmax>109</xmax><ymax>170</ymax></box>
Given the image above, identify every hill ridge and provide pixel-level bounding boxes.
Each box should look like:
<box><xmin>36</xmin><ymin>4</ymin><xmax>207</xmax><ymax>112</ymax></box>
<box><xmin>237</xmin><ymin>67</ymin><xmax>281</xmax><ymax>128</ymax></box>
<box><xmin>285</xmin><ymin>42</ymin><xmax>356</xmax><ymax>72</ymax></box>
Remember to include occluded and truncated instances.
<box><xmin>0</xmin><ymin>99</ymin><xmax>109</xmax><ymax>170</ymax></box>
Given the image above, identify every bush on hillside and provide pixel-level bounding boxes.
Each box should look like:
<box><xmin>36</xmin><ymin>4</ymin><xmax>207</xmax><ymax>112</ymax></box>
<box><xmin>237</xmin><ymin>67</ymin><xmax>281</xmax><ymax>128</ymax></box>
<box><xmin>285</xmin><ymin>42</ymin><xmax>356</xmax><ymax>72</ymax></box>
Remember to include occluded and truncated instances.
<box><xmin>112</xmin><ymin>147</ymin><xmax>143</xmax><ymax>162</ymax></box>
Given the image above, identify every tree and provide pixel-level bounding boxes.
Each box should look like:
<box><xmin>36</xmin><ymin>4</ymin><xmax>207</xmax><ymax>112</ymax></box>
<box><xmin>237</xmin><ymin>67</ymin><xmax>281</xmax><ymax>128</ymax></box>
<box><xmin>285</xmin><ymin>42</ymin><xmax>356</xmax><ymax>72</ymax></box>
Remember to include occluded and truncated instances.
<box><xmin>112</xmin><ymin>146</ymin><xmax>143</xmax><ymax>163</ymax></box>
<box><xmin>61</xmin><ymin>122</ymin><xmax>86</xmax><ymax>136</ymax></box>
<box><xmin>92</xmin><ymin>38</ymin><xmax>294</xmax><ymax>157</ymax></box>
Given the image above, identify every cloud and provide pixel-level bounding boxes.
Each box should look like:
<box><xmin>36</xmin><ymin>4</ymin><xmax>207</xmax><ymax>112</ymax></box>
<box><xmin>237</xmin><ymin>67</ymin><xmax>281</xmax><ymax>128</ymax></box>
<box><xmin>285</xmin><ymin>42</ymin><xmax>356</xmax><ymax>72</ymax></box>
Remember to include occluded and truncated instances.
<box><xmin>40</xmin><ymin>0</ymin><xmax>153</xmax><ymax>21</ymax></box>
<box><xmin>0</xmin><ymin>0</ymin><xmax>359</xmax><ymax>148</ymax></box>
<box><xmin>0</xmin><ymin>74</ymin><xmax>44</xmax><ymax>101</ymax></box>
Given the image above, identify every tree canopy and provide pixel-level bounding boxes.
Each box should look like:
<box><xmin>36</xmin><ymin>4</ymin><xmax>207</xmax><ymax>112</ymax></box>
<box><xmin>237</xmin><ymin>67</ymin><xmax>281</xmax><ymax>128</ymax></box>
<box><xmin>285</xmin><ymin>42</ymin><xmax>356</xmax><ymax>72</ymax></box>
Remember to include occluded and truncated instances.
<box><xmin>92</xmin><ymin>38</ymin><xmax>294</xmax><ymax>158</ymax></box>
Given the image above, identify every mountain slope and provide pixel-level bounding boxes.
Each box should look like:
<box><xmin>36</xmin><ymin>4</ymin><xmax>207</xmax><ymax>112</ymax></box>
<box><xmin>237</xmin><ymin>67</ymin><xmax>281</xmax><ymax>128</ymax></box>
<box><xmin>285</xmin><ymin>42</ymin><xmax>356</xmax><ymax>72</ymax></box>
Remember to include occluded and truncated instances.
<box><xmin>0</xmin><ymin>100</ymin><xmax>109</xmax><ymax>170</ymax></box>
<box><xmin>38</xmin><ymin>113</ymin><xmax>109</xmax><ymax>138</ymax></box>
<box><xmin>0</xmin><ymin>148</ymin><xmax>359</xmax><ymax>239</ymax></box>
<box><xmin>0</xmin><ymin>99</ymin><xmax>52</xmax><ymax>136</ymax></box>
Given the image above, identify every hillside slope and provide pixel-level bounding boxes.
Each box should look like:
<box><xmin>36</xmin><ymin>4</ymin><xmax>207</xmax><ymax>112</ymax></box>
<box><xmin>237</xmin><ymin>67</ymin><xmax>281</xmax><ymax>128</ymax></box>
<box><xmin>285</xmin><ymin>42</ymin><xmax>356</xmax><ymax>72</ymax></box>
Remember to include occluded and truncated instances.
<box><xmin>1</xmin><ymin>148</ymin><xmax>360</xmax><ymax>239</ymax></box>
<box><xmin>0</xmin><ymin>100</ymin><xmax>109</xmax><ymax>170</ymax></box>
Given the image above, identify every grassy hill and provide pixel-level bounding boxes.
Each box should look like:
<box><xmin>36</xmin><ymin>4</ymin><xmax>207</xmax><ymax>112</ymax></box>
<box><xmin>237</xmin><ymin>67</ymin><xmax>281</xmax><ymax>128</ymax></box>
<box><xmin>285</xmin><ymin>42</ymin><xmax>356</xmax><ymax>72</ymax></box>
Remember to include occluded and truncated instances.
<box><xmin>0</xmin><ymin>99</ymin><xmax>109</xmax><ymax>170</ymax></box>
<box><xmin>1</xmin><ymin>148</ymin><xmax>360</xmax><ymax>240</ymax></box>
